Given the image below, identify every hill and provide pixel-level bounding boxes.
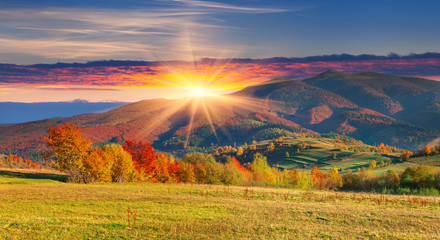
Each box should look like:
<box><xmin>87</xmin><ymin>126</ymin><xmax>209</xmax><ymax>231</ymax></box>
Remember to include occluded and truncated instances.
<box><xmin>303</xmin><ymin>70</ymin><xmax>440</xmax><ymax>129</ymax></box>
<box><xmin>233</xmin><ymin>72</ymin><xmax>438</xmax><ymax>150</ymax></box>
<box><xmin>1</xmin><ymin>71</ymin><xmax>440</xmax><ymax>159</ymax></box>
<box><xmin>213</xmin><ymin>135</ymin><xmax>440</xmax><ymax>176</ymax></box>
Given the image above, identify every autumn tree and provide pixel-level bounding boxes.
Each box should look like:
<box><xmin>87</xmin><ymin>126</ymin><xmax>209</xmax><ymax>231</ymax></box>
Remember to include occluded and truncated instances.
<box><xmin>83</xmin><ymin>148</ymin><xmax>112</xmax><ymax>182</ymax></box>
<box><xmin>342</xmin><ymin>169</ymin><xmax>354</xmax><ymax>189</ymax></box>
<box><xmin>102</xmin><ymin>144</ymin><xmax>136</xmax><ymax>182</ymax></box>
<box><xmin>404</xmin><ymin>150</ymin><xmax>411</xmax><ymax>159</ymax></box>
<box><xmin>154</xmin><ymin>152</ymin><xmax>181</xmax><ymax>183</ymax></box>
<box><xmin>252</xmin><ymin>153</ymin><xmax>275</xmax><ymax>183</ymax></box>
<box><xmin>267</xmin><ymin>142</ymin><xmax>275</xmax><ymax>152</ymax></box>
<box><xmin>179</xmin><ymin>162</ymin><xmax>195</xmax><ymax>183</ymax></box>
<box><xmin>380</xmin><ymin>170</ymin><xmax>400</xmax><ymax>189</ymax></box>
<box><xmin>223</xmin><ymin>156</ymin><xmax>244</xmax><ymax>185</ymax></box>
<box><xmin>156</xmin><ymin>153</ymin><xmax>172</xmax><ymax>183</ymax></box>
<box><xmin>311</xmin><ymin>166</ymin><xmax>325</xmax><ymax>189</ymax></box>
<box><xmin>293</xmin><ymin>170</ymin><xmax>313</xmax><ymax>189</ymax></box>
<box><xmin>236</xmin><ymin>147</ymin><xmax>244</xmax><ymax>156</ymax></box>
<box><xmin>123</xmin><ymin>140</ymin><xmax>158</xmax><ymax>181</ymax></box>
<box><xmin>369</xmin><ymin>160</ymin><xmax>377</xmax><ymax>169</ymax></box>
<box><xmin>182</xmin><ymin>152</ymin><xmax>223</xmax><ymax>184</ymax></box>
<box><xmin>42</xmin><ymin>123</ymin><xmax>93</xmax><ymax>183</ymax></box>
<box><xmin>424</xmin><ymin>145</ymin><xmax>432</xmax><ymax>155</ymax></box>
<box><xmin>326</xmin><ymin>167</ymin><xmax>343</xmax><ymax>190</ymax></box>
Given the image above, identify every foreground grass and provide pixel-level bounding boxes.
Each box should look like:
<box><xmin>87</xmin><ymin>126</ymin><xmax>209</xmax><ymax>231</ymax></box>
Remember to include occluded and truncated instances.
<box><xmin>1</xmin><ymin>172</ymin><xmax>440</xmax><ymax>239</ymax></box>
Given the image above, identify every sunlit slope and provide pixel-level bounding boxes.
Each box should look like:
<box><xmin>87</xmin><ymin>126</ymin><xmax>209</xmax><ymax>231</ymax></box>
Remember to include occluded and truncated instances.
<box><xmin>216</xmin><ymin>136</ymin><xmax>440</xmax><ymax>175</ymax></box>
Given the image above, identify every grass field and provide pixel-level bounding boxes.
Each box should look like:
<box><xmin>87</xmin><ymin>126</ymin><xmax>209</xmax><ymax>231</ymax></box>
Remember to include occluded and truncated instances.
<box><xmin>1</xmin><ymin>170</ymin><xmax>440</xmax><ymax>239</ymax></box>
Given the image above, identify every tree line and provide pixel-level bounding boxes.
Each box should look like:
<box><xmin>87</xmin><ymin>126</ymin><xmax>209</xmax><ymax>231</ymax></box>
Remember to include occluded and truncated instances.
<box><xmin>40</xmin><ymin>123</ymin><xmax>440</xmax><ymax>195</ymax></box>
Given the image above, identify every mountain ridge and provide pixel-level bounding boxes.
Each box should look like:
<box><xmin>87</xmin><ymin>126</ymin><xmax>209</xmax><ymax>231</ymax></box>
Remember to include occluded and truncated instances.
<box><xmin>1</xmin><ymin>71</ymin><xmax>439</xmax><ymax>159</ymax></box>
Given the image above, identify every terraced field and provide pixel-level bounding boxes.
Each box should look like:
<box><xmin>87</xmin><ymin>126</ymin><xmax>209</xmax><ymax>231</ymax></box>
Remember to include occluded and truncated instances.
<box><xmin>233</xmin><ymin>137</ymin><xmax>440</xmax><ymax>175</ymax></box>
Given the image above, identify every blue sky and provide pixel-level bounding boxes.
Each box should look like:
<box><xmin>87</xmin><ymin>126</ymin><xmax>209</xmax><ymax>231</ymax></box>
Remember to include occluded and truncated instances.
<box><xmin>0</xmin><ymin>0</ymin><xmax>439</xmax><ymax>64</ymax></box>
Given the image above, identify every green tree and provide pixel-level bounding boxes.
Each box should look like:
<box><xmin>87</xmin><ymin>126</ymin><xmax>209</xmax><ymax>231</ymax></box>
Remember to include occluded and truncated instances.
<box><xmin>182</xmin><ymin>153</ymin><xmax>223</xmax><ymax>184</ymax></box>
<box><xmin>380</xmin><ymin>170</ymin><xmax>400</xmax><ymax>189</ymax></box>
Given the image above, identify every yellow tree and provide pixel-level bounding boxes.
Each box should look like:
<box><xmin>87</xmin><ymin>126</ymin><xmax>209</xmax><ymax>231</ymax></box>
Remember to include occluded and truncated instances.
<box><xmin>236</xmin><ymin>147</ymin><xmax>244</xmax><ymax>156</ymax></box>
<box><xmin>326</xmin><ymin>167</ymin><xmax>343</xmax><ymax>190</ymax></box>
<box><xmin>102</xmin><ymin>144</ymin><xmax>135</xmax><ymax>182</ymax></box>
<box><xmin>369</xmin><ymin>160</ymin><xmax>377</xmax><ymax>169</ymax></box>
<box><xmin>252</xmin><ymin>153</ymin><xmax>275</xmax><ymax>184</ymax></box>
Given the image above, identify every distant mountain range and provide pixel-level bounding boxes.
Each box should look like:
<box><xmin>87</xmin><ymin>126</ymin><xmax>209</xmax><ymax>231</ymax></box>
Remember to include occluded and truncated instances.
<box><xmin>1</xmin><ymin>71</ymin><xmax>439</xmax><ymax>159</ymax></box>
<box><xmin>0</xmin><ymin>100</ymin><xmax>128</xmax><ymax>124</ymax></box>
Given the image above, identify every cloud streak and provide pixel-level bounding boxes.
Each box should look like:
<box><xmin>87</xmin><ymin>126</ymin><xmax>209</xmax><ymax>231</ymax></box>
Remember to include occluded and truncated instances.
<box><xmin>0</xmin><ymin>1</ymin><xmax>287</xmax><ymax>64</ymax></box>
<box><xmin>1</xmin><ymin>54</ymin><xmax>439</xmax><ymax>90</ymax></box>
<box><xmin>36</xmin><ymin>87</ymin><xmax>125</xmax><ymax>91</ymax></box>
<box><xmin>170</xmin><ymin>0</ymin><xmax>289</xmax><ymax>13</ymax></box>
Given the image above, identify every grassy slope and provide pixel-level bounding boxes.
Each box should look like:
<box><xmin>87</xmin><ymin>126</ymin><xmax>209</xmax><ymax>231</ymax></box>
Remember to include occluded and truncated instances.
<box><xmin>229</xmin><ymin>137</ymin><xmax>440</xmax><ymax>175</ymax></box>
<box><xmin>0</xmin><ymin>171</ymin><xmax>439</xmax><ymax>239</ymax></box>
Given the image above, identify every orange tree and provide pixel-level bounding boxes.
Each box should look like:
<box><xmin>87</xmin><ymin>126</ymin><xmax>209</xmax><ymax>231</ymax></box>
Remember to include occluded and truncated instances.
<box><xmin>42</xmin><ymin>123</ymin><xmax>93</xmax><ymax>182</ymax></box>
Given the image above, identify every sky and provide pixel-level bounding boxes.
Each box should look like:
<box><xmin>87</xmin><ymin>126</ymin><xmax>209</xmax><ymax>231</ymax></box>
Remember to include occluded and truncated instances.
<box><xmin>0</xmin><ymin>0</ymin><xmax>439</xmax><ymax>102</ymax></box>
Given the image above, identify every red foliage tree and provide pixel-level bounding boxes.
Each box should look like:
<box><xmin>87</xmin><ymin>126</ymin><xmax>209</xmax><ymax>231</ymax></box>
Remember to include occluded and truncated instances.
<box><xmin>231</xmin><ymin>156</ymin><xmax>246</xmax><ymax>173</ymax></box>
<box><xmin>123</xmin><ymin>140</ymin><xmax>158</xmax><ymax>179</ymax></box>
<box><xmin>311</xmin><ymin>166</ymin><xmax>325</xmax><ymax>189</ymax></box>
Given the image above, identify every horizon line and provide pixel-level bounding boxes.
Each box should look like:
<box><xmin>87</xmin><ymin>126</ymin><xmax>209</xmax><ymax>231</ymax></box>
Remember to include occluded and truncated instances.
<box><xmin>2</xmin><ymin>52</ymin><xmax>440</xmax><ymax>66</ymax></box>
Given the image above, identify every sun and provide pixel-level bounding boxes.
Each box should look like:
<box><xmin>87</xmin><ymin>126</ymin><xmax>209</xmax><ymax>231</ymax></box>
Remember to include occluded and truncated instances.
<box><xmin>186</xmin><ymin>86</ymin><xmax>217</xmax><ymax>97</ymax></box>
<box><xmin>191</xmin><ymin>87</ymin><xmax>207</xmax><ymax>97</ymax></box>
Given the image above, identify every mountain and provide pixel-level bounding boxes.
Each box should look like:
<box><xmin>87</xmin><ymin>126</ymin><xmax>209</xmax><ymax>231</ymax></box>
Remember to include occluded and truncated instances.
<box><xmin>303</xmin><ymin>70</ymin><xmax>440</xmax><ymax>129</ymax></box>
<box><xmin>0</xmin><ymin>97</ymin><xmax>306</xmax><ymax>158</ymax></box>
<box><xmin>0</xmin><ymin>100</ymin><xmax>128</xmax><ymax>124</ymax></box>
<box><xmin>1</xmin><ymin>71</ymin><xmax>439</xmax><ymax>159</ymax></box>
<box><xmin>234</xmin><ymin>73</ymin><xmax>438</xmax><ymax>149</ymax></box>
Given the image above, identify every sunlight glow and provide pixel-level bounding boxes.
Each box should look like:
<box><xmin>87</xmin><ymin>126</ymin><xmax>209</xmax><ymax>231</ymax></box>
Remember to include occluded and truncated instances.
<box><xmin>186</xmin><ymin>86</ymin><xmax>217</xmax><ymax>97</ymax></box>
<box><xmin>139</xmin><ymin>34</ymin><xmax>280</xmax><ymax>149</ymax></box>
